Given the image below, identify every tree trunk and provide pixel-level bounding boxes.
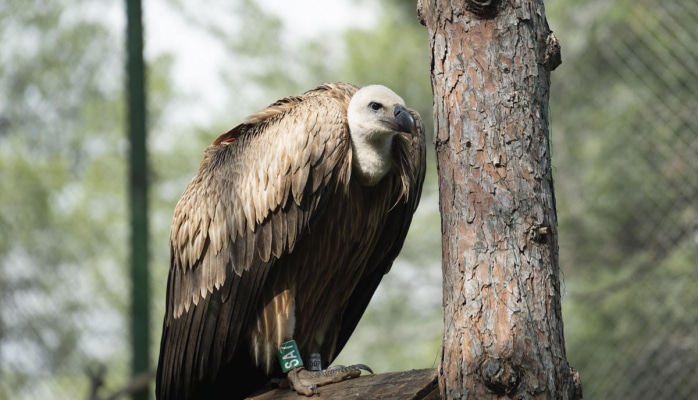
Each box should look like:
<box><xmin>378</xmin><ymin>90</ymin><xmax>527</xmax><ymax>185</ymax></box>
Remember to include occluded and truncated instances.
<box><xmin>417</xmin><ymin>1</ymin><xmax>581</xmax><ymax>398</ymax></box>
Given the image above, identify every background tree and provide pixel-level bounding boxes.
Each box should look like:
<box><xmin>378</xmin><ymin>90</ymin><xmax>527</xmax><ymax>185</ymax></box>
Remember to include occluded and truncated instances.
<box><xmin>418</xmin><ymin>0</ymin><xmax>581</xmax><ymax>398</ymax></box>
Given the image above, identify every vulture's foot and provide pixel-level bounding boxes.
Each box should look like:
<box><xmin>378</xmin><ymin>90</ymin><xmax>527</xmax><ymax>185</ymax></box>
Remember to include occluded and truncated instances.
<box><xmin>287</xmin><ymin>364</ymin><xmax>373</xmax><ymax>396</ymax></box>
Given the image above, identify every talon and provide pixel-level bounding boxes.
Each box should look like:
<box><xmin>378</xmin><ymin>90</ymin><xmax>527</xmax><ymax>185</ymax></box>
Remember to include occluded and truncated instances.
<box><xmin>354</xmin><ymin>363</ymin><xmax>373</xmax><ymax>374</ymax></box>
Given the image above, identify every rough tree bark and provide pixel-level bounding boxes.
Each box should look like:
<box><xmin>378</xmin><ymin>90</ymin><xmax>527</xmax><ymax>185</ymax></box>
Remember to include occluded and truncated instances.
<box><xmin>417</xmin><ymin>0</ymin><xmax>581</xmax><ymax>399</ymax></box>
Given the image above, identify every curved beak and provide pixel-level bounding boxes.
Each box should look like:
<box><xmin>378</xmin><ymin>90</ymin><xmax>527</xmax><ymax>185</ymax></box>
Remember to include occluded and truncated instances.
<box><xmin>393</xmin><ymin>104</ymin><xmax>416</xmax><ymax>135</ymax></box>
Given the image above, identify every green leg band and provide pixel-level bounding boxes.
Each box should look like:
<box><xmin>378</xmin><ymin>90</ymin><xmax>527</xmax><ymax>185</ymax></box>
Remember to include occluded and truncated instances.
<box><xmin>278</xmin><ymin>340</ymin><xmax>304</xmax><ymax>372</ymax></box>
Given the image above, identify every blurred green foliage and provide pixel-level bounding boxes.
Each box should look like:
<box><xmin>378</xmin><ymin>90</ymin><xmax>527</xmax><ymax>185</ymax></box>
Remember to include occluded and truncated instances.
<box><xmin>1</xmin><ymin>0</ymin><xmax>696</xmax><ymax>399</ymax></box>
<box><xmin>0</xmin><ymin>2</ymin><xmax>128</xmax><ymax>398</ymax></box>
<box><xmin>0</xmin><ymin>1</ymin><xmax>174</xmax><ymax>398</ymax></box>
<box><xmin>547</xmin><ymin>0</ymin><xmax>698</xmax><ymax>398</ymax></box>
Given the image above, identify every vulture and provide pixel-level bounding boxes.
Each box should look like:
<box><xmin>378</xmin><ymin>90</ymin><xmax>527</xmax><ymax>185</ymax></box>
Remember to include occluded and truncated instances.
<box><xmin>156</xmin><ymin>82</ymin><xmax>426</xmax><ymax>399</ymax></box>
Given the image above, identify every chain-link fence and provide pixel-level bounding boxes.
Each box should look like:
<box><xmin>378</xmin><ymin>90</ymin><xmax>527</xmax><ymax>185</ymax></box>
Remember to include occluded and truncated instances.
<box><xmin>550</xmin><ymin>0</ymin><xmax>698</xmax><ymax>398</ymax></box>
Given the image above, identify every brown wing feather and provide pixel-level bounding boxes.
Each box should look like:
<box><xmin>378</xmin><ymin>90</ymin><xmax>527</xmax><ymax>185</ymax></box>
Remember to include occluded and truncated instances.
<box><xmin>156</xmin><ymin>83</ymin><xmax>359</xmax><ymax>400</ymax></box>
<box><xmin>262</xmin><ymin>107</ymin><xmax>426</xmax><ymax>368</ymax></box>
<box><xmin>334</xmin><ymin>109</ymin><xmax>427</xmax><ymax>355</ymax></box>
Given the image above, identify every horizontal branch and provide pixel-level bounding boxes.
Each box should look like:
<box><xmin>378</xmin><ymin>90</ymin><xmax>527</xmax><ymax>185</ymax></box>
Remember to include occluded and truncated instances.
<box><xmin>248</xmin><ymin>368</ymin><xmax>438</xmax><ymax>399</ymax></box>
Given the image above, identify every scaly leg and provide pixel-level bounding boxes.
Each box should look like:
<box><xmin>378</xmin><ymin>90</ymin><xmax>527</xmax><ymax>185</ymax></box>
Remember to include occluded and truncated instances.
<box><xmin>286</xmin><ymin>364</ymin><xmax>373</xmax><ymax>396</ymax></box>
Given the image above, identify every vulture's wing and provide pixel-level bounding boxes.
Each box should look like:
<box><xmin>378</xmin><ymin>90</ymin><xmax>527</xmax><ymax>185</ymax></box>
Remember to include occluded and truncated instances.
<box><xmin>334</xmin><ymin>109</ymin><xmax>427</xmax><ymax>358</ymax></box>
<box><xmin>156</xmin><ymin>84</ymin><xmax>357</xmax><ymax>400</ymax></box>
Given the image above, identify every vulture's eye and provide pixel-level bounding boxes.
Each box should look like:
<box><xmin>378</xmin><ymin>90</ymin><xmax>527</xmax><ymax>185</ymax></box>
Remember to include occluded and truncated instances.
<box><xmin>369</xmin><ymin>102</ymin><xmax>383</xmax><ymax>111</ymax></box>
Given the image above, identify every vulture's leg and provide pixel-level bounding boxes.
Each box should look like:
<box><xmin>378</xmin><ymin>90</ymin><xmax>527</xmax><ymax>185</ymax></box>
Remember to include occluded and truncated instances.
<box><xmin>286</xmin><ymin>364</ymin><xmax>373</xmax><ymax>396</ymax></box>
<box><xmin>265</xmin><ymin>292</ymin><xmax>373</xmax><ymax>395</ymax></box>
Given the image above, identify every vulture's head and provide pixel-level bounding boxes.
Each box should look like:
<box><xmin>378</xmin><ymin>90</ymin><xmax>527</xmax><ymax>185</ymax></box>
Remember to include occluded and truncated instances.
<box><xmin>347</xmin><ymin>85</ymin><xmax>416</xmax><ymax>140</ymax></box>
<box><xmin>347</xmin><ymin>85</ymin><xmax>417</xmax><ymax>186</ymax></box>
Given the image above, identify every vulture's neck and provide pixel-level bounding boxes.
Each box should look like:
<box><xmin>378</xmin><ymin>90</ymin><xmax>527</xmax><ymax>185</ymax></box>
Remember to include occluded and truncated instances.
<box><xmin>351</xmin><ymin>133</ymin><xmax>394</xmax><ymax>187</ymax></box>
